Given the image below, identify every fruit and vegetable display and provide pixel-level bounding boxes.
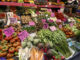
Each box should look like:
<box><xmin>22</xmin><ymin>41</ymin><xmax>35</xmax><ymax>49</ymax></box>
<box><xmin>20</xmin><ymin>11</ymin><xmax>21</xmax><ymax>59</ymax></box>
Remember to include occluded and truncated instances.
<box><xmin>0</xmin><ymin>1</ymin><xmax>80</xmax><ymax>59</ymax></box>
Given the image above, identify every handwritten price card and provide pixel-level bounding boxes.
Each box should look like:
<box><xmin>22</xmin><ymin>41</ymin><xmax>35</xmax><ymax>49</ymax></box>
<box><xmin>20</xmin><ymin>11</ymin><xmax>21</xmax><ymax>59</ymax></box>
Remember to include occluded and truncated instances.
<box><xmin>18</xmin><ymin>30</ymin><xmax>29</xmax><ymax>41</ymax></box>
<box><xmin>59</xmin><ymin>24</ymin><xmax>62</xmax><ymax>29</ymax></box>
<box><xmin>50</xmin><ymin>26</ymin><xmax>56</xmax><ymax>31</ymax></box>
<box><xmin>70</xmin><ymin>22</ymin><xmax>73</xmax><ymax>27</ymax></box>
<box><xmin>29</xmin><ymin>21</ymin><xmax>35</xmax><ymax>26</ymax></box>
<box><xmin>51</xmin><ymin>13</ymin><xmax>55</xmax><ymax>17</ymax></box>
<box><xmin>3</xmin><ymin>27</ymin><xmax>14</xmax><ymax>37</ymax></box>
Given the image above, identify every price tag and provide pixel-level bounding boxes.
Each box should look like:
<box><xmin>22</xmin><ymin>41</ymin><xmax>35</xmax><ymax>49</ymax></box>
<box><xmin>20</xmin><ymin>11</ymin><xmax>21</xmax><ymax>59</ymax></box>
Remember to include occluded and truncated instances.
<box><xmin>58</xmin><ymin>10</ymin><xmax>61</xmax><ymax>13</ymax></box>
<box><xmin>42</xmin><ymin>19</ymin><xmax>46</xmax><ymax>24</ymax></box>
<box><xmin>29</xmin><ymin>21</ymin><xmax>35</xmax><ymax>26</ymax></box>
<box><xmin>68</xmin><ymin>41</ymin><xmax>73</xmax><ymax>46</ymax></box>
<box><xmin>3</xmin><ymin>27</ymin><xmax>14</xmax><ymax>37</ymax></box>
<box><xmin>50</xmin><ymin>17</ymin><xmax>57</xmax><ymax>22</ymax></box>
<box><xmin>10</xmin><ymin>18</ymin><xmax>17</xmax><ymax>24</ymax></box>
<box><xmin>48</xmin><ymin>19</ymin><xmax>53</xmax><ymax>23</ymax></box>
<box><xmin>45</xmin><ymin>5</ymin><xmax>47</xmax><ymax>7</ymax></box>
<box><xmin>57</xmin><ymin>0</ymin><xmax>60</xmax><ymax>3</ymax></box>
<box><xmin>43</xmin><ymin>23</ymin><xmax>49</xmax><ymax>29</ymax></box>
<box><xmin>70</xmin><ymin>22</ymin><xmax>73</xmax><ymax>27</ymax></box>
<box><xmin>47</xmin><ymin>9</ymin><xmax>52</xmax><ymax>12</ymax></box>
<box><xmin>50</xmin><ymin>26</ymin><xmax>56</xmax><ymax>31</ymax></box>
<box><xmin>51</xmin><ymin>13</ymin><xmax>55</xmax><ymax>17</ymax></box>
<box><xmin>36</xmin><ymin>11</ymin><xmax>40</xmax><ymax>15</ymax></box>
<box><xmin>18</xmin><ymin>30</ymin><xmax>29</xmax><ymax>41</ymax></box>
<box><xmin>56</xmin><ymin>19</ymin><xmax>61</xmax><ymax>22</ymax></box>
<box><xmin>59</xmin><ymin>24</ymin><xmax>62</xmax><ymax>28</ymax></box>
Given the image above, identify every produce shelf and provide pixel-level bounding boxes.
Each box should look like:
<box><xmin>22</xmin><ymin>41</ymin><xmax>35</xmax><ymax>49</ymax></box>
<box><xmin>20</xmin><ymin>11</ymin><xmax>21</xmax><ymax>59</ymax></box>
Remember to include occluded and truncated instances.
<box><xmin>0</xmin><ymin>2</ymin><xmax>63</xmax><ymax>8</ymax></box>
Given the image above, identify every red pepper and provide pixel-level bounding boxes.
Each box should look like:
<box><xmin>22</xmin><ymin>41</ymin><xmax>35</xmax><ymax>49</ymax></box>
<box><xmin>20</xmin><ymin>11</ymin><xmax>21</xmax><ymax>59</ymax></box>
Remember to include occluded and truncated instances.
<box><xmin>53</xmin><ymin>56</ymin><xmax>55</xmax><ymax>59</ymax></box>
<box><xmin>40</xmin><ymin>48</ymin><xmax>44</xmax><ymax>52</ymax></box>
<box><xmin>13</xmin><ymin>42</ymin><xmax>21</xmax><ymax>47</ymax></box>
<box><xmin>0</xmin><ymin>45</ymin><xmax>2</xmax><ymax>50</ymax></box>
<box><xmin>0</xmin><ymin>29</ymin><xmax>2</xmax><ymax>40</ymax></box>
<box><xmin>10</xmin><ymin>39</ymin><xmax>16</xmax><ymax>43</ymax></box>
<box><xmin>2</xmin><ymin>45</ymin><xmax>8</xmax><ymax>52</ymax></box>
<box><xmin>15</xmin><ymin>46</ymin><xmax>21</xmax><ymax>52</ymax></box>
<box><xmin>61</xmin><ymin>56</ymin><xmax>65</xmax><ymax>60</ymax></box>
<box><xmin>5</xmin><ymin>36</ymin><xmax>13</xmax><ymax>41</ymax></box>
<box><xmin>44</xmin><ymin>48</ymin><xmax>47</xmax><ymax>53</ymax></box>
<box><xmin>9</xmin><ymin>47</ymin><xmax>15</xmax><ymax>53</ymax></box>
<box><xmin>7</xmin><ymin>53</ymin><xmax>14</xmax><ymax>58</ymax></box>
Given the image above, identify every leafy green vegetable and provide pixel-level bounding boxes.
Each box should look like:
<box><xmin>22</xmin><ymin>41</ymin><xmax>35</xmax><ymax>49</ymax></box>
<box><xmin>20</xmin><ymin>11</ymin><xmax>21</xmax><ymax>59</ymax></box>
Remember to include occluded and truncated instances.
<box><xmin>38</xmin><ymin>29</ymin><xmax>72</xmax><ymax>58</ymax></box>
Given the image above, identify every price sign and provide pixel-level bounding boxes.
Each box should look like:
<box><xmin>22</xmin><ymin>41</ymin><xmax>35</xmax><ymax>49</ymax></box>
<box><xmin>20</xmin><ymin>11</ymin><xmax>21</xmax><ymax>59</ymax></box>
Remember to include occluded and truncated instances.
<box><xmin>56</xmin><ymin>19</ymin><xmax>61</xmax><ymax>22</ymax></box>
<box><xmin>18</xmin><ymin>30</ymin><xmax>29</xmax><ymax>41</ymax></box>
<box><xmin>51</xmin><ymin>13</ymin><xmax>55</xmax><ymax>17</ymax></box>
<box><xmin>50</xmin><ymin>26</ymin><xmax>56</xmax><ymax>31</ymax></box>
<box><xmin>70</xmin><ymin>22</ymin><xmax>73</xmax><ymax>27</ymax></box>
<box><xmin>68</xmin><ymin>41</ymin><xmax>73</xmax><ymax>46</ymax></box>
<box><xmin>59</xmin><ymin>24</ymin><xmax>62</xmax><ymax>29</ymax></box>
<box><xmin>10</xmin><ymin>18</ymin><xmax>17</xmax><ymax>24</ymax></box>
<box><xmin>45</xmin><ymin>5</ymin><xmax>48</xmax><ymax>7</ymax></box>
<box><xmin>47</xmin><ymin>9</ymin><xmax>52</xmax><ymax>12</ymax></box>
<box><xmin>29</xmin><ymin>21</ymin><xmax>35</xmax><ymax>26</ymax></box>
<box><xmin>3</xmin><ymin>27</ymin><xmax>14</xmax><ymax>37</ymax></box>
<box><xmin>42</xmin><ymin>19</ymin><xmax>46</xmax><ymax>24</ymax></box>
<box><xmin>58</xmin><ymin>10</ymin><xmax>61</xmax><ymax>13</ymax></box>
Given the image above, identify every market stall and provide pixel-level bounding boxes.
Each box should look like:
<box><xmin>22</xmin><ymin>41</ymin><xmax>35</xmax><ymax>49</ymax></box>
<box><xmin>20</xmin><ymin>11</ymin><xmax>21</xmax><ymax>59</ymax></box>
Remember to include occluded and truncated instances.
<box><xmin>0</xmin><ymin>0</ymin><xmax>80</xmax><ymax>60</ymax></box>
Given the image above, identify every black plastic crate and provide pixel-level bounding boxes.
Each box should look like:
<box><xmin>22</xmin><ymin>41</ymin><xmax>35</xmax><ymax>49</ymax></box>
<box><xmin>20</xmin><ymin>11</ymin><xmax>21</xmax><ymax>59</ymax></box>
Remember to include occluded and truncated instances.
<box><xmin>68</xmin><ymin>52</ymin><xmax>80</xmax><ymax>60</ymax></box>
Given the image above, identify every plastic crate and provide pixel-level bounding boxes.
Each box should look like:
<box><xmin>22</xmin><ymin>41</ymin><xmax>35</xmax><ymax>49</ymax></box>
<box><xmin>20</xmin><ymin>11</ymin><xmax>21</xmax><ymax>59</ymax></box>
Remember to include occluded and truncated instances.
<box><xmin>68</xmin><ymin>52</ymin><xmax>80</xmax><ymax>60</ymax></box>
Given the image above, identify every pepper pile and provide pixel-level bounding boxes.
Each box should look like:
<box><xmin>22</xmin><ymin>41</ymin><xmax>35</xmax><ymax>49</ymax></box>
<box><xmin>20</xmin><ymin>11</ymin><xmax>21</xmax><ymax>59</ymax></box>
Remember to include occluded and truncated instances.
<box><xmin>61</xmin><ymin>27</ymin><xmax>75</xmax><ymax>38</ymax></box>
<box><xmin>0</xmin><ymin>33</ymin><xmax>21</xmax><ymax>59</ymax></box>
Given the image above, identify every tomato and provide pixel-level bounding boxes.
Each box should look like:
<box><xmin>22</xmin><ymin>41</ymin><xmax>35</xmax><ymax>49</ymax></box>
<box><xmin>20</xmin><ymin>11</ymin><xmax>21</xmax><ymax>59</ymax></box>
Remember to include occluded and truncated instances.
<box><xmin>2</xmin><ymin>52</ymin><xmax>7</xmax><ymax>57</ymax></box>
<box><xmin>1</xmin><ymin>40</ymin><xmax>8</xmax><ymax>45</ymax></box>
<box><xmin>5</xmin><ymin>36</ymin><xmax>13</xmax><ymax>41</ymax></box>
<box><xmin>2</xmin><ymin>45</ymin><xmax>8</xmax><ymax>52</ymax></box>
<box><xmin>9</xmin><ymin>47</ymin><xmax>15</xmax><ymax>53</ymax></box>
<box><xmin>15</xmin><ymin>46</ymin><xmax>21</xmax><ymax>52</ymax></box>
<box><xmin>17</xmin><ymin>39</ymin><xmax>21</xmax><ymax>42</ymax></box>
<box><xmin>0</xmin><ymin>45</ymin><xmax>2</xmax><ymax>50</ymax></box>
<box><xmin>13</xmin><ymin>42</ymin><xmax>21</xmax><ymax>47</ymax></box>
<box><xmin>7</xmin><ymin>53</ymin><xmax>14</xmax><ymax>58</ymax></box>
<box><xmin>14</xmin><ymin>36</ymin><xmax>19</xmax><ymax>41</ymax></box>
<box><xmin>10</xmin><ymin>39</ymin><xmax>15</xmax><ymax>43</ymax></box>
<box><xmin>6</xmin><ymin>43</ymin><xmax>12</xmax><ymax>48</ymax></box>
<box><xmin>0</xmin><ymin>51</ymin><xmax>4</xmax><ymax>57</ymax></box>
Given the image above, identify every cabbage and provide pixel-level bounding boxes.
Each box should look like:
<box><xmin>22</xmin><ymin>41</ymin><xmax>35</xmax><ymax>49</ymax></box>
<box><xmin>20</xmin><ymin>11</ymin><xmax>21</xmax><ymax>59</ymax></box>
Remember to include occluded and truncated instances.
<box><xmin>33</xmin><ymin>39</ymin><xmax>40</xmax><ymax>45</ymax></box>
